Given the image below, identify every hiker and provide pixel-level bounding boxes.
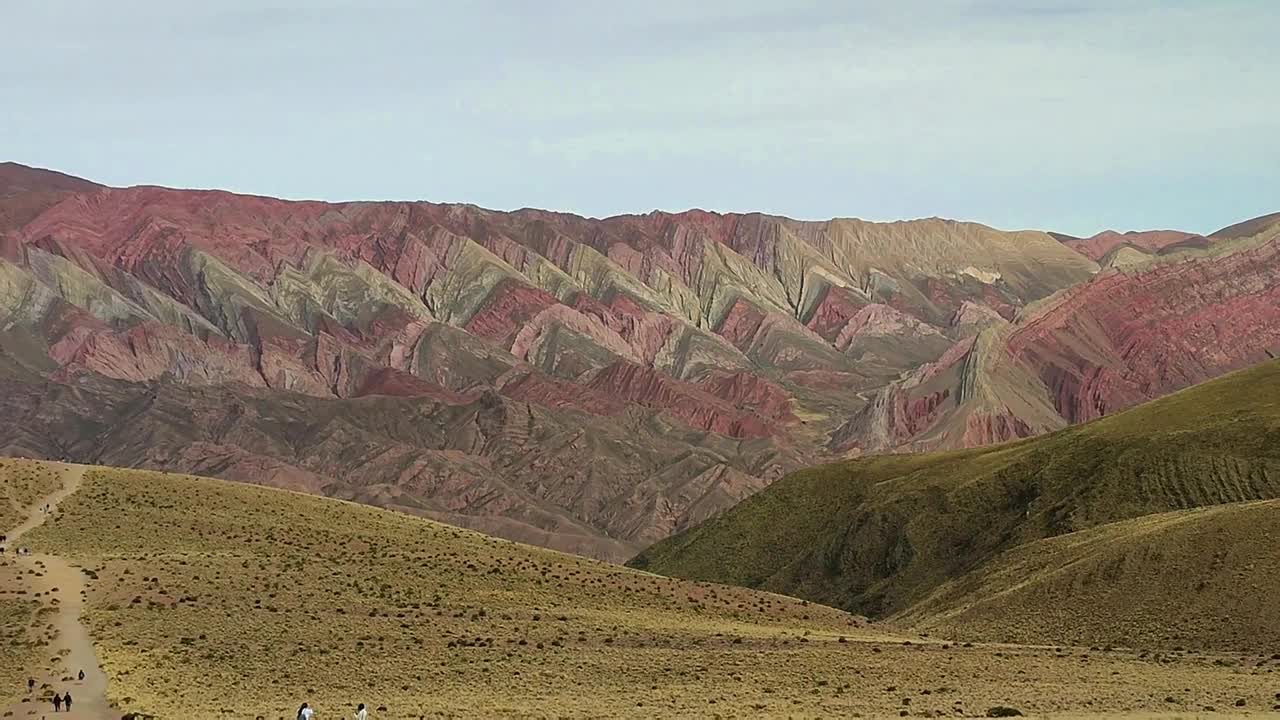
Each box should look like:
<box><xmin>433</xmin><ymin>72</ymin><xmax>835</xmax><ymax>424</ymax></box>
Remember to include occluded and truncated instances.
<box><xmin>77</xmin><ymin>669</ymin><xmax>84</xmax><ymax>681</ymax></box>
<box><xmin>298</xmin><ymin>702</ymin><xmax>315</xmax><ymax>720</ymax></box>
<box><xmin>52</xmin><ymin>693</ymin><xmax>62</xmax><ymax>712</ymax></box>
<box><xmin>63</xmin><ymin>692</ymin><xmax>72</xmax><ymax>711</ymax></box>
<box><xmin>354</xmin><ymin>703</ymin><xmax>368</xmax><ymax>720</ymax></box>
<box><xmin>27</xmin><ymin>677</ymin><xmax>34</xmax><ymax>692</ymax></box>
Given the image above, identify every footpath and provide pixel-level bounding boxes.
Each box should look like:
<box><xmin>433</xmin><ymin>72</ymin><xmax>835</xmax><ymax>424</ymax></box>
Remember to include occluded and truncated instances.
<box><xmin>2</xmin><ymin>464</ymin><xmax>112</xmax><ymax>719</ymax></box>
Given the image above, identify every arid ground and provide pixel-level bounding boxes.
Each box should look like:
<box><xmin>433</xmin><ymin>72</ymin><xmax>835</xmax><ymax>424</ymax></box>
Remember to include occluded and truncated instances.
<box><xmin>3</xmin><ymin>458</ymin><xmax>1279</xmax><ymax>719</ymax></box>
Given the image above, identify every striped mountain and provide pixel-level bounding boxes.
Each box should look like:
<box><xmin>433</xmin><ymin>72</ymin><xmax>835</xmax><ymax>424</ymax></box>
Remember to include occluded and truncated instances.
<box><xmin>1</xmin><ymin>161</ymin><xmax>1276</xmax><ymax>559</ymax></box>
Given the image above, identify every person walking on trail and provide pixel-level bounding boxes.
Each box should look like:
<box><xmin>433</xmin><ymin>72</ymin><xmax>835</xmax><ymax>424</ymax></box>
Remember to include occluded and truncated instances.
<box><xmin>27</xmin><ymin>677</ymin><xmax>34</xmax><ymax>693</ymax></box>
<box><xmin>354</xmin><ymin>702</ymin><xmax>368</xmax><ymax>720</ymax></box>
<box><xmin>298</xmin><ymin>702</ymin><xmax>315</xmax><ymax>720</ymax></box>
<box><xmin>77</xmin><ymin>669</ymin><xmax>84</xmax><ymax>681</ymax></box>
<box><xmin>63</xmin><ymin>692</ymin><xmax>72</xmax><ymax>711</ymax></box>
<box><xmin>52</xmin><ymin>693</ymin><xmax>62</xmax><ymax>712</ymax></box>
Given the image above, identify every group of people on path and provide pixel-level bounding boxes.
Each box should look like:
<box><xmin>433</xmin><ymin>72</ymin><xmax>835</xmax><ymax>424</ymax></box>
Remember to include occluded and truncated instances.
<box><xmin>27</xmin><ymin>670</ymin><xmax>83</xmax><ymax>713</ymax></box>
<box><xmin>297</xmin><ymin>701</ymin><xmax>369</xmax><ymax>719</ymax></box>
<box><xmin>1</xmin><ymin>533</ymin><xmax>34</xmax><ymax>556</ymax></box>
<box><xmin>50</xmin><ymin>690</ymin><xmax>74</xmax><ymax>712</ymax></box>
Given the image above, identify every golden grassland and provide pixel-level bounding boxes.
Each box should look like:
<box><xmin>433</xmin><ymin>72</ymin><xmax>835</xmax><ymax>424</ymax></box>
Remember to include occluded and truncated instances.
<box><xmin>3</xmin><ymin>460</ymin><xmax>1279</xmax><ymax>718</ymax></box>
<box><xmin>894</xmin><ymin>499</ymin><xmax>1280</xmax><ymax>652</ymax></box>
<box><xmin>0</xmin><ymin>589</ymin><xmax>43</xmax><ymax>708</ymax></box>
<box><xmin>0</xmin><ymin>457</ymin><xmax>62</xmax><ymax>533</ymax></box>
<box><xmin>0</xmin><ymin>458</ymin><xmax>65</xmax><ymax>708</ymax></box>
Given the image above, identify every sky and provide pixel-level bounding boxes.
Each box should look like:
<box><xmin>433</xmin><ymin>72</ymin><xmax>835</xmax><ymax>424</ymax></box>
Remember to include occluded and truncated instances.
<box><xmin>1</xmin><ymin>0</ymin><xmax>1276</xmax><ymax>237</ymax></box>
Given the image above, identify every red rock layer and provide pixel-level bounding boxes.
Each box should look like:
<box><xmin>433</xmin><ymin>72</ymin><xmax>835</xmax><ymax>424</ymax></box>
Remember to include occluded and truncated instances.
<box><xmin>499</xmin><ymin>371</ymin><xmax>627</xmax><ymax>416</ymax></box>
<box><xmin>700</xmin><ymin>371</ymin><xmax>795</xmax><ymax>424</ymax></box>
<box><xmin>586</xmin><ymin>361</ymin><xmax>773</xmax><ymax>439</ymax></box>
<box><xmin>716</xmin><ymin>297</ymin><xmax>769</xmax><ymax>351</ymax></box>
<box><xmin>354</xmin><ymin>367</ymin><xmax>479</xmax><ymax>404</ymax></box>
<box><xmin>1008</xmin><ymin>237</ymin><xmax>1280</xmax><ymax>423</ymax></box>
<box><xmin>961</xmin><ymin>411</ymin><xmax>1033</xmax><ymax>447</ymax></box>
<box><xmin>465</xmin><ymin>279</ymin><xmax>559</xmax><ymax>346</ymax></box>
<box><xmin>805</xmin><ymin>285</ymin><xmax>869</xmax><ymax>341</ymax></box>
<box><xmin>1062</xmin><ymin>229</ymin><xmax>1207</xmax><ymax>262</ymax></box>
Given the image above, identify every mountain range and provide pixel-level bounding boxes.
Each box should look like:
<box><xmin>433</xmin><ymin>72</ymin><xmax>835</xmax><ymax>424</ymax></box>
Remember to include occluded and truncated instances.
<box><xmin>1</xmin><ymin>161</ymin><xmax>1277</xmax><ymax>560</ymax></box>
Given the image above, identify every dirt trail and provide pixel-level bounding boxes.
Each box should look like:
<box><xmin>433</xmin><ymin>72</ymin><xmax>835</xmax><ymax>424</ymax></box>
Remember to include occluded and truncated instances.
<box><xmin>2</xmin><ymin>464</ymin><xmax>113</xmax><ymax>719</ymax></box>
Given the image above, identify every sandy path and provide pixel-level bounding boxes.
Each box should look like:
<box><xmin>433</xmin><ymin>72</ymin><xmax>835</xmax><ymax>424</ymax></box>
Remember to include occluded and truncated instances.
<box><xmin>2</xmin><ymin>464</ymin><xmax>113</xmax><ymax>719</ymax></box>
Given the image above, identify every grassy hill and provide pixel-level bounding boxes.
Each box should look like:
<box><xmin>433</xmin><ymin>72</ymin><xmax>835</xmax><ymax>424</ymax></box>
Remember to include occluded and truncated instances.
<box><xmin>631</xmin><ymin>359</ymin><xmax>1280</xmax><ymax>650</ymax></box>
<box><xmin>895</xmin><ymin>499</ymin><xmax>1280</xmax><ymax>651</ymax></box>
<box><xmin>8</xmin><ymin>459</ymin><xmax>1280</xmax><ymax>717</ymax></box>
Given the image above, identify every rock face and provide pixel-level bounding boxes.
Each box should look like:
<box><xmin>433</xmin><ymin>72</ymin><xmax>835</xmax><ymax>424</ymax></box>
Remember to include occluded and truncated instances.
<box><xmin>1008</xmin><ymin>234</ymin><xmax>1280</xmax><ymax>424</ymax></box>
<box><xmin>831</xmin><ymin>214</ymin><xmax>1280</xmax><ymax>454</ymax></box>
<box><xmin>0</xmin><ymin>162</ymin><xmax>1275</xmax><ymax>560</ymax></box>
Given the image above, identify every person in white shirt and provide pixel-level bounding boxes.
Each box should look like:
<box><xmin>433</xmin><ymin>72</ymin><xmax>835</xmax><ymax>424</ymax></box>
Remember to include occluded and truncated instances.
<box><xmin>354</xmin><ymin>703</ymin><xmax>368</xmax><ymax>720</ymax></box>
<box><xmin>297</xmin><ymin>702</ymin><xmax>314</xmax><ymax>720</ymax></box>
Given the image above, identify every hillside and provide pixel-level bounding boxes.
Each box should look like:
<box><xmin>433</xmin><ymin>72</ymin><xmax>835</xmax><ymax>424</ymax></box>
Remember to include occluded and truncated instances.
<box><xmin>6</xmin><ymin>459</ymin><xmax>1280</xmax><ymax>718</ymax></box>
<box><xmin>632</xmin><ymin>358</ymin><xmax>1280</xmax><ymax>650</ymax></box>
<box><xmin>1051</xmin><ymin>228</ymin><xmax>1210</xmax><ymax>265</ymax></box>
<box><xmin>1</xmin><ymin>162</ymin><xmax>1278</xmax><ymax>562</ymax></box>
<box><xmin>895</xmin><ymin>499</ymin><xmax>1280</xmax><ymax>651</ymax></box>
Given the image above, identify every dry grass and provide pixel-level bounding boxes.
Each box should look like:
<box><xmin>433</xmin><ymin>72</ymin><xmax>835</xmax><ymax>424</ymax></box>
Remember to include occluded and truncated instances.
<box><xmin>0</xmin><ymin>458</ymin><xmax>68</xmax><ymax>708</ymax></box>
<box><xmin>0</xmin><ymin>457</ymin><xmax>62</xmax><ymax>532</ymax></box>
<box><xmin>8</xmin><ymin>461</ymin><xmax>1280</xmax><ymax>718</ymax></box>
<box><xmin>0</xmin><ymin>591</ymin><xmax>43</xmax><ymax>708</ymax></box>
<box><xmin>634</xmin><ymin>358</ymin><xmax>1280</xmax><ymax>628</ymax></box>
<box><xmin>896</xmin><ymin>499</ymin><xmax>1280</xmax><ymax>652</ymax></box>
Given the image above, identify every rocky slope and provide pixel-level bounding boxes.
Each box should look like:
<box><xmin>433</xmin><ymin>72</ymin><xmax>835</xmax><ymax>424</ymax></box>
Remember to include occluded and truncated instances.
<box><xmin>0</xmin><ymin>161</ymin><xmax>1276</xmax><ymax>559</ymax></box>
<box><xmin>833</xmin><ymin>213</ymin><xmax>1280</xmax><ymax>454</ymax></box>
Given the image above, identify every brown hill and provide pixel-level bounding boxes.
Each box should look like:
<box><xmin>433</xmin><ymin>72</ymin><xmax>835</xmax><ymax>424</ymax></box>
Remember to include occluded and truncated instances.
<box><xmin>1211</xmin><ymin>210</ymin><xmax>1280</xmax><ymax>239</ymax></box>
<box><xmin>0</xmin><ymin>162</ymin><xmax>102</xmax><ymax>235</ymax></box>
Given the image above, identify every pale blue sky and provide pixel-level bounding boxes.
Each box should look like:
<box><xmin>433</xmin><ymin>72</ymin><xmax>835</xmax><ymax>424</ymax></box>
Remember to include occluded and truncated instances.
<box><xmin>2</xmin><ymin>0</ymin><xmax>1276</xmax><ymax>236</ymax></box>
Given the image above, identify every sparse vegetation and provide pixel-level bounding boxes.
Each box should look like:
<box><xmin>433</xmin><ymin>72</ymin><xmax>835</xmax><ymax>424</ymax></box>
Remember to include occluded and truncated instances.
<box><xmin>633</xmin><ymin>358</ymin><xmax>1280</xmax><ymax>644</ymax></box>
<box><xmin>0</xmin><ymin>458</ymin><xmax>62</xmax><ymax>532</ymax></box>
<box><xmin>5</xmin><ymin>460</ymin><xmax>1277</xmax><ymax>716</ymax></box>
